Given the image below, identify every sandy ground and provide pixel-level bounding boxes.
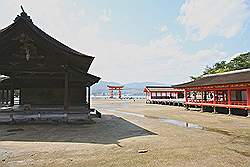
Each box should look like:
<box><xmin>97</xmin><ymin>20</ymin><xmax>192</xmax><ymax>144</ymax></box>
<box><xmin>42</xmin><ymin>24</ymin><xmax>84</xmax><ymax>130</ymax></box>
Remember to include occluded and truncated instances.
<box><xmin>0</xmin><ymin>98</ymin><xmax>249</xmax><ymax>167</ymax></box>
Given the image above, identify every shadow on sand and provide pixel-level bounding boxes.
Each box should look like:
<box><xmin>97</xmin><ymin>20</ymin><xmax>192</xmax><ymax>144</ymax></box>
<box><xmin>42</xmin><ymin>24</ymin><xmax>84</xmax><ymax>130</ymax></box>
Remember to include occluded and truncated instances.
<box><xmin>0</xmin><ymin>114</ymin><xmax>157</xmax><ymax>144</ymax></box>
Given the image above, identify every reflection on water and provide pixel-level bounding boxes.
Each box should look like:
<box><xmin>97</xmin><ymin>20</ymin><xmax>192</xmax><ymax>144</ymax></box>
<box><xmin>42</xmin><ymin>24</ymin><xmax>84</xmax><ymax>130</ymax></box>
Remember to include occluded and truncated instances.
<box><xmin>104</xmin><ymin>110</ymin><xmax>238</xmax><ymax>136</ymax></box>
<box><xmin>115</xmin><ymin>111</ymin><xmax>145</xmax><ymax>118</ymax></box>
<box><xmin>100</xmin><ymin>103</ymin><xmax>236</xmax><ymax>136</ymax></box>
<box><xmin>105</xmin><ymin>110</ymin><xmax>203</xmax><ymax>129</ymax></box>
<box><xmin>159</xmin><ymin>118</ymin><xmax>202</xmax><ymax>129</ymax></box>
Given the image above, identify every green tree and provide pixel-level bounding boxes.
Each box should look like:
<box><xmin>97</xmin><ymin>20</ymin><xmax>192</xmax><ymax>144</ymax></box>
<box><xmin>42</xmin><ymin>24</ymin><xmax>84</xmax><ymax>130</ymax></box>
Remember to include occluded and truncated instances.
<box><xmin>227</xmin><ymin>52</ymin><xmax>250</xmax><ymax>70</ymax></box>
<box><xmin>191</xmin><ymin>52</ymin><xmax>250</xmax><ymax>80</ymax></box>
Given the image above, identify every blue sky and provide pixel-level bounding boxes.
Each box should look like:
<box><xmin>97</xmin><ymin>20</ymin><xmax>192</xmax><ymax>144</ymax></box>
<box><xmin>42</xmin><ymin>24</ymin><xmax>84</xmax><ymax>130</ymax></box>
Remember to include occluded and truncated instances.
<box><xmin>0</xmin><ymin>0</ymin><xmax>249</xmax><ymax>84</ymax></box>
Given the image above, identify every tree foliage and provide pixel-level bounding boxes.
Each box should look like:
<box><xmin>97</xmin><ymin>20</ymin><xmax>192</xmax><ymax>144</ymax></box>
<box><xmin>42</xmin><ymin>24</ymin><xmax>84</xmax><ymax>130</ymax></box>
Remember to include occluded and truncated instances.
<box><xmin>191</xmin><ymin>52</ymin><xmax>250</xmax><ymax>80</ymax></box>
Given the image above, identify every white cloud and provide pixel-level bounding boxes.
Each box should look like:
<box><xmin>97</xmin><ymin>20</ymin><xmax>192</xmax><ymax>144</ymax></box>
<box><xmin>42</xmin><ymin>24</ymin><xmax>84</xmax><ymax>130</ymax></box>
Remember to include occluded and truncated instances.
<box><xmin>154</xmin><ymin>25</ymin><xmax>168</xmax><ymax>32</ymax></box>
<box><xmin>0</xmin><ymin>0</ymin><xmax>229</xmax><ymax>84</ymax></box>
<box><xmin>99</xmin><ymin>9</ymin><xmax>111</xmax><ymax>22</ymax></box>
<box><xmin>87</xmin><ymin>33</ymin><xmax>227</xmax><ymax>84</ymax></box>
<box><xmin>178</xmin><ymin>0</ymin><xmax>250</xmax><ymax>40</ymax></box>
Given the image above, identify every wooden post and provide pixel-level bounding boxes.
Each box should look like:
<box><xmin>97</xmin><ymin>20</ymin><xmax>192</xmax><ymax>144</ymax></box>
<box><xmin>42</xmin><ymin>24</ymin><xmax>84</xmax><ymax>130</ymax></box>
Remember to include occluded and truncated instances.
<box><xmin>247</xmin><ymin>88</ymin><xmax>250</xmax><ymax>106</ymax></box>
<box><xmin>1</xmin><ymin>89</ymin><xmax>4</xmax><ymax>105</ymax></box>
<box><xmin>185</xmin><ymin>90</ymin><xmax>189</xmax><ymax>110</ymax></box>
<box><xmin>109</xmin><ymin>89</ymin><xmax>114</xmax><ymax>98</ymax></box>
<box><xmin>200</xmin><ymin>106</ymin><xmax>204</xmax><ymax>112</ymax></box>
<box><xmin>247</xmin><ymin>88</ymin><xmax>250</xmax><ymax>117</ymax></box>
<box><xmin>6</xmin><ymin>89</ymin><xmax>10</xmax><ymax>105</ymax></box>
<box><xmin>2</xmin><ymin>90</ymin><xmax>5</xmax><ymax>105</ymax></box>
<box><xmin>213</xmin><ymin>90</ymin><xmax>216</xmax><ymax>104</ymax></box>
<box><xmin>118</xmin><ymin>89</ymin><xmax>122</xmax><ymax>98</ymax></box>
<box><xmin>88</xmin><ymin>86</ymin><xmax>91</xmax><ymax>109</ymax></box>
<box><xmin>204</xmin><ymin>91</ymin><xmax>207</xmax><ymax>101</ymax></box>
<box><xmin>10</xmin><ymin>89</ymin><xmax>14</xmax><ymax>106</ymax></box>
<box><xmin>19</xmin><ymin>89</ymin><xmax>22</xmax><ymax>105</ymax></box>
<box><xmin>10</xmin><ymin>78</ymin><xmax>15</xmax><ymax>106</ymax></box>
<box><xmin>64</xmin><ymin>71</ymin><xmax>69</xmax><ymax>111</ymax></box>
<box><xmin>213</xmin><ymin>90</ymin><xmax>216</xmax><ymax>114</ymax></box>
<box><xmin>228</xmin><ymin>89</ymin><xmax>231</xmax><ymax>115</ymax></box>
<box><xmin>201</xmin><ymin>91</ymin><xmax>203</xmax><ymax>103</ymax></box>
<box><xmin>0</xmin><ymin>90</ymin><xmax>3</xmax><ymax>105</ymax></box>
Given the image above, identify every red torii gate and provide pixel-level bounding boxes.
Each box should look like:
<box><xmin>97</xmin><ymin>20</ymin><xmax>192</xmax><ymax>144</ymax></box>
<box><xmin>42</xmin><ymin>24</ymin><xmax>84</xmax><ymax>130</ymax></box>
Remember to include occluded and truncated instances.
<box><xmin>107</xmin><ymin>85</ymin><xmax>124</xmax><ymax>98</ymax></box>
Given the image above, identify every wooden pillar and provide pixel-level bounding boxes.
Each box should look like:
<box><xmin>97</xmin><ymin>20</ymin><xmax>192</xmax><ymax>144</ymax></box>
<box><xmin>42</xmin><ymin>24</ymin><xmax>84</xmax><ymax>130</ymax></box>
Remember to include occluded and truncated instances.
<box><xmin>185</xmin><ymin>90</ymin><xmax>188</xmax><ymax>103</ymax></box>
<box><xmin>201</xmin><ymin>91</ymin><xmax>204</xmax><ymax>112</ymax></box>
<box><xmin>64</xmin><ymin>71</ymin><xmax>70</xmax><ymax>111</ymax></box>
<box><xmin>10</xmin><ymin>79</ymin><xmax>15</xmax><ymax>106</ymax></box>
<box><xmin>10</xmin><ymin>89</ymin><xmax>14</xmax><ymax>106</ymax></box>
<box><xmin>6</xmin><ymin>89</ymin><xmax>9</xmax><ymax>105</ymax></box>
<box><xmin>213</xmin><ymin>90</ymin><xmax>216</xmax><ymax>104</ymax></box>
<box><xmin>204</xmin><ymin>91</ymin><xmax>207</xmax><ymax>101</ymax></box>
<box><xmin>201</xmin><ymin>91</ymin><xmax>204</xmax><ymax>103</ymax></box>
<box><xmin>19</xmin><ymin>89</ymin><xmax>22</xmax><ymax>105</ymax></box>
<box><xmin>201</xmin><ymin>106</ymin><xmax>204</xmax><ymax>112</ymax></box>
<box><xmin>213</xmin><ymin>90</ymin><xmax>217</xmax><ymax>114</ymax></box>
<box><xmin>247</xmin><ymin>88</ymin><xmax>250</xmax><ymax>117</ymax></box>
<box><xmin>185</xmin><ymin>90</ymin><xmax>189</xmax><ymax>110</ymax></box>
<box><xmin>118</xmin><ymin>89</ymin><xmax>122</xmax><ymax>98</ymax></box>
<box><xmin>2</xmin><ymin>90</ymin><xmax>5</xmax><ymax>105</ymax></box>
<box><xmin>3</xmin><ymin>89</ymin><xmax>6</xmax><ymax>105</ymax></box>
<box><xmin>1</xmin><ymin>89</ymin><xmax>2</xmax><ymax>105</ymax></box>
<box><xmin>213</xmin><ymin>106</ymin><xmax>216</xmax><ymax>114</ymax></box>
<box><xmin>6</xmin><ymin>89</ymin><xmax>10</xmax><ymax>105</ymax></box>
<box><xmin>0</xmin><ymin>89</ymin><xmax>3</xmax><ymax>105</ymax></box>
<box><xmin>109</xmin><ymin>89</ymin><xmax>114</xmax><ymax>98</ymax></box>
<box><xmin>228</xmin><ymin>89</ymin><xmax>231</xmax><ymax>115</ymax></box>
<box><xmin>87</xmin><ymin>86</ymin><xmax>91</xmax><ymax>109</ymax></box>
<box><xmin>247</xmin><ymin>88</ymin><xmax>250</xmax><ymax>105</ymax></box>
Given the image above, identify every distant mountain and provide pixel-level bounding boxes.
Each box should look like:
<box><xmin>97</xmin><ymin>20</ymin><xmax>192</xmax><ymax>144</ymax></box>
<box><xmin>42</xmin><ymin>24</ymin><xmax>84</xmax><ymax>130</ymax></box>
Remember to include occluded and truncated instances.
<box><xmin>91</xmin><ymin>81</ymin><xmax>167</xmax><ymax>96</ymax></box>
<box><xmin>124</xmin><ymin>82</ymin><xmax>165</xmax><ymax>89</ymax></box>
<box><xmin>91</xmin><ymin>81</ymin><xmax>121</xmax><ymax>96</ymax></box>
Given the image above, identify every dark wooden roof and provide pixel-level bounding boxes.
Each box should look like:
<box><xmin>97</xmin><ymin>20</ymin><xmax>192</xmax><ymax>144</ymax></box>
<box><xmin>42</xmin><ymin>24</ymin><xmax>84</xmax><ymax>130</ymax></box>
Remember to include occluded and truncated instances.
<box><xmin>173</xmin><ymin>69</ymin><xmax>250</xmax><ymax>88</ymax></box>
<box><xmin>0</xmin><ymin>10</ymin><xmax>95</xmax><ymax>72</ymax></box>
<box><xmin>144</xmin><ymin>86</ymin><xmax>183</xmax><ymax>92</ymax></box>
<box><xmin>0</xmin><ymin>10</ymin><xmax>100</xmax><ymax>86</ymax></box>
<box><xmin>146</xmin><ymin>86</ymin><xmax>172</xmax><ymax>88</ymax></box>
<box><xmin>1</xmin><ymin>11</ymin><xmax>94</xmax><ymax>59</ymax></box>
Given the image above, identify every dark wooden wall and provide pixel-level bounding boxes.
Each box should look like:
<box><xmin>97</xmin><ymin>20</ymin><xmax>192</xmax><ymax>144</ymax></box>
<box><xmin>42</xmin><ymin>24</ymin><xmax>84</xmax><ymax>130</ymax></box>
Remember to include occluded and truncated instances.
<box><xmin>20</xmin><ymin>87</ymin><xmax>86</xmax><ymax>106</ymax></box>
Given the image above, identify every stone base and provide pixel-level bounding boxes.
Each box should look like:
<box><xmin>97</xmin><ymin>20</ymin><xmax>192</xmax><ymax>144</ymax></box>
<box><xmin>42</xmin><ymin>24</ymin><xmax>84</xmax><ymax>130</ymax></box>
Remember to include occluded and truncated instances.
<box><xmin>0</xmin><ymin>106</ymin><xmax>99</xmax><ymax>124</ymax></box>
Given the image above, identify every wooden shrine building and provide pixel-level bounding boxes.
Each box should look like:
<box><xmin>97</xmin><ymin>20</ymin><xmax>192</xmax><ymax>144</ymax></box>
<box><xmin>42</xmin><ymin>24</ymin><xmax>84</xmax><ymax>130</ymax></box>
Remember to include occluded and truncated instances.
<box><xmin>0</xmin><ymin>8</ymin><xmax>100</xmax><ymax>116</ymax></box>
<box><xmin>174</xmin><ymin>69</ymin><xmax>250</xmax><ymax>116</ymax></box>
<box><xmin>144</xmin><ymin>86</ymin><xmax>185</xmax><ymax>106</ymax></box>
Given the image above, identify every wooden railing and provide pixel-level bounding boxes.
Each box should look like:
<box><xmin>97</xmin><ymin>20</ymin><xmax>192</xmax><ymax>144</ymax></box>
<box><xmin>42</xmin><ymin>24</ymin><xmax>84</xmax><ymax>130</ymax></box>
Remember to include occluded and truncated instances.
<box><xmin>187</xmin><ymin>99</ymin><xmax>247</xmax><ymax>106</ymax></box>
<box><xmin>231</xmin><ymin>100</ymin><xmax>247</xmax><ymax>106</ymax></box>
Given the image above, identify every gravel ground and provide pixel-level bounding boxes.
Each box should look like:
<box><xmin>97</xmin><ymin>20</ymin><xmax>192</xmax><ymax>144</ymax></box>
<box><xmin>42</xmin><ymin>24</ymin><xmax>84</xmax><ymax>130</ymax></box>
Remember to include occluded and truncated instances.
<box><xmin>0</xmin><ymin>98</ymin><xmax>249</xmax><ymax>167</ymax></box>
